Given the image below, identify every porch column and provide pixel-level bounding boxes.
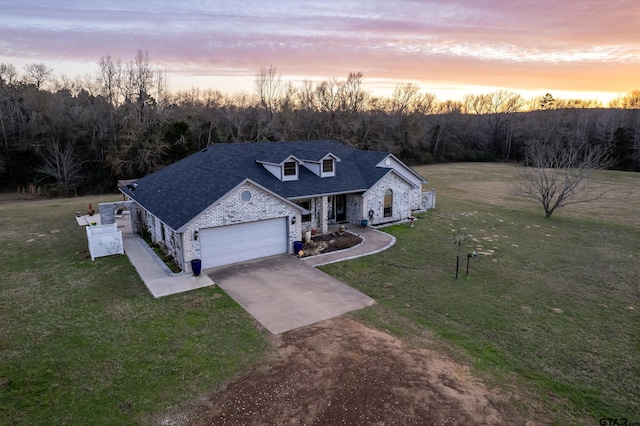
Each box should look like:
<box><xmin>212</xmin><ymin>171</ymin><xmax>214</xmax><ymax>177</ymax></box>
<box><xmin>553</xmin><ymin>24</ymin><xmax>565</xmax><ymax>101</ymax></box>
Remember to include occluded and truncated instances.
<box><xmin>320</xmin><ymin>196</ymin><xmax>329</xmax><ymax>234</ymax></box>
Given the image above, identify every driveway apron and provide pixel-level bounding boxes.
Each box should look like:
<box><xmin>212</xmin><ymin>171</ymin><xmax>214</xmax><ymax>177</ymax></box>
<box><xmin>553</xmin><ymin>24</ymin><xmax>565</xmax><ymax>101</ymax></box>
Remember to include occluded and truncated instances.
<box><xmin>210</xmin><ymin>255</ymin><xmax>375</xmax><ymax>334</ymax></box>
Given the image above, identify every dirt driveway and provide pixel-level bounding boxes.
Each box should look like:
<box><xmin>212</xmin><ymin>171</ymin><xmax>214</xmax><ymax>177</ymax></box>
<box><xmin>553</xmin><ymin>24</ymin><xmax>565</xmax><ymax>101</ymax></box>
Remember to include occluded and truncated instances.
<box><xmin>163</xmin><ymin>318</ymin><xmax>548</xmax><ymax>425</ymax></box>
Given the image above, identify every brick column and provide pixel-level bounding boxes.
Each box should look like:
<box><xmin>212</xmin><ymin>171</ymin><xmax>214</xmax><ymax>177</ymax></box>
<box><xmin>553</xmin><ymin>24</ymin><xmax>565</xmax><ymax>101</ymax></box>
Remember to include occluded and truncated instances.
<box><xmin>98</xmin><ymin>202</ymin><xmax>116</xmax><ymax>225</ymax></box>
<box><xmin>320</xmin><ymin>196</ymin><xmax>329</xmax><ymax>234</ymax></box>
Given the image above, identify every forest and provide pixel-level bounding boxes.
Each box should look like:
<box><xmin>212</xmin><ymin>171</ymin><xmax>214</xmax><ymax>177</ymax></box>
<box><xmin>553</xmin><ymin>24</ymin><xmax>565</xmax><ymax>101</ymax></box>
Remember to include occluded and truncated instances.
<box><xmin>1</xmin><ymin>49</ymin><xmax>639</xmax><ymax>196</ymax></box>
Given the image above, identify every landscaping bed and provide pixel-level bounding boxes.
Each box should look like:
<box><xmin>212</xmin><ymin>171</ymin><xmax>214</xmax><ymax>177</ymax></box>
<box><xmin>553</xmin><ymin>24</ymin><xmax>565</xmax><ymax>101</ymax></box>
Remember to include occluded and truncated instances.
<box><xmin>300</xmin><ymin>231</ymin><xmax>362</xmax><ymax>257</ymax></box>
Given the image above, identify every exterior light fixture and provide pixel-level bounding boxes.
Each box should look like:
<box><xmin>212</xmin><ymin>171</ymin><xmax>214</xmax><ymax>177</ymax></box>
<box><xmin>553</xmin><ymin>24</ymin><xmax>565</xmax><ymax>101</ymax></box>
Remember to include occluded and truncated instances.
<box><xmin>194</xmin><ymin>230</ymin><xmax>199</xmax><ymax>241</ymax></box>
<box><xmin>291</xmin><ymin>216</ymin><xmax>296</xmax><ymax>225</ymax></box>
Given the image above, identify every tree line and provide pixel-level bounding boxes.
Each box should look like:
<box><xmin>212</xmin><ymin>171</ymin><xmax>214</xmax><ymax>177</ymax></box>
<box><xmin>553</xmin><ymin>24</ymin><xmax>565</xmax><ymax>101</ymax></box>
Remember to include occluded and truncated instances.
<box><xmin>1</xmin><ymin>49</ymin><xmax>639</xmax><ymax>196</ymax></box>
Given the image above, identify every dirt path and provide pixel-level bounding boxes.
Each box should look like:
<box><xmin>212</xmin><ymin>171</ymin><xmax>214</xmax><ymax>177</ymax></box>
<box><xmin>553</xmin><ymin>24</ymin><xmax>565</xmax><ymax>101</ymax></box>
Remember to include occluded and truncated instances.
<box><xmin>164</xmin><ymin>318</ymin><xmax>547</xmax><ymax>425</ymax></box>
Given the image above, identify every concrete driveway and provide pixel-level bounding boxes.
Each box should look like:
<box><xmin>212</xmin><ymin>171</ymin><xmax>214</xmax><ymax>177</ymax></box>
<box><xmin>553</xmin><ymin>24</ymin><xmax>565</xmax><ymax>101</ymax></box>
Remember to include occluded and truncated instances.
<box><xmin>209</xmin><ymin>255</ymin><xmax>375</xmax><ymax>334</ymax></box>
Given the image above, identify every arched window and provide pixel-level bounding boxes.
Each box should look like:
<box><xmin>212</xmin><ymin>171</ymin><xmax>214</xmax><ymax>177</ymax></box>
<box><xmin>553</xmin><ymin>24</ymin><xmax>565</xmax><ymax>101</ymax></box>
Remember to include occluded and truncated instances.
<box><xmin>383</xmin><ymin>189</ymin><xmax>393</xmax><ymax>217</ymax></box>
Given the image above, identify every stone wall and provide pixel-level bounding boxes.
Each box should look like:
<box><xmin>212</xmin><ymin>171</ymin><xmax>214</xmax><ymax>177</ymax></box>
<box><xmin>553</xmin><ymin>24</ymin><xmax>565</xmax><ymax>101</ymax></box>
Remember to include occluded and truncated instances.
<box><xmin>420</xmin><ymin>188</ymin><xmax>436</xmax><ymax>211</ymax></box>
<box><xmin>130</xmin><ymin>176</ymin><xmax>435</xmax><ymax>273</ymax></box>
<box><xmin>298</xmin><ymin>196</ymin><xmax>330</xmax><ymax>234</ymax></box>
<box><xmin>182</xmin><ymin>181</ymin><xmax>301</xmax><ymax>273</ymax></box>
<box><xmin>364</xmin><ymin>173</ymin><xmax>412</xmax><ymax>225</ymax></box>
<box><xmin>346</xmin><ymin>194</ymin><xmax>363</xmax><ymax>224</ymax></box>
<box><xmin>98</xmin><ymin>201</ymin><xmax>135</xmax><ymax>226</ymax></box>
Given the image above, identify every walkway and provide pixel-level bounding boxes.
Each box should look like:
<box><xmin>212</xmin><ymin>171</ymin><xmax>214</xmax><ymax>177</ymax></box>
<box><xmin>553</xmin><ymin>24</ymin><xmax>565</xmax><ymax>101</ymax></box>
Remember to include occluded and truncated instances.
<box><xmin>121</xmin><ymin>224</ymin><xmax>395</xmax><ymax>302</ymax></box>
<box><xmin>122</xmin><ymin>234</ymin><xmax>214</xmax><ymax>298</ymax></box>
<box><xmin>301</xmin><ymin>225</ymin><xmax>396</xmax><ymax>267</ymax></box>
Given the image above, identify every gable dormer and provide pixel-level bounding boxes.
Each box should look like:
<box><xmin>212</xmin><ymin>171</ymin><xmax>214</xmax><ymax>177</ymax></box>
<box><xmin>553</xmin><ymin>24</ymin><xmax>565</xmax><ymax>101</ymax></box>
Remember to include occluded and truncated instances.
<box><xmin>282</xmin><ymin>159</ymin><xmax>298</xmax><ymax>181</ymax></box>
<box><xmin>301</xmin><ymin>153</ymin><xmax>341</xmax><ymax>178</ymax></box>
<box><xmin>256</xmin><ymin>155</ymin><xmax>302</xmax><ymax>181</ymax></box>
<box><xmin>320</xmin><ymin>157</ymin><xmax>336</xmax><ymax>177</ymax></box>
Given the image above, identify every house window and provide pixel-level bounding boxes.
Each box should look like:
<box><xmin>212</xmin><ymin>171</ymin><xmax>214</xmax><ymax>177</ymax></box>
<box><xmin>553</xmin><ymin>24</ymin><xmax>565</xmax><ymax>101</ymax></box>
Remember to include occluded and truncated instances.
<box><xmin>322</xmin><ymin>159</ymin><xmax>333</xmax><ymax>173</ymax></box>
<box><xmin>283</xmin><ymin>161</ymin><xmax>297</xmax><ymax>179</ymax></box>
<box><xmin>298</xmin><ymin>200</ymin><xmax>311</xmax><ymax>222</ymax></box>
<box><xmin>321</xmin><ymin>158</ymin><xmax>335</xmax><ymax>177</ymax></box>
<box><xmin>383</xmin><ymin>189</ymin><xmax>393</xmax><ymax>218</ymax></box>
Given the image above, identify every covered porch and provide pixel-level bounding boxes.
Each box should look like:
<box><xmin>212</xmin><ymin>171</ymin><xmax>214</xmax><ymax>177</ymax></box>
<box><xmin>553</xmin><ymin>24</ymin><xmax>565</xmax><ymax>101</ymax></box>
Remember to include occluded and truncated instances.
<box><xmin>295</xmin><ymin>193</ymin><xmax>365</xmax><ymax>235</ymax></box>
<box><xmin>293</xmin><ymin>185</ymin><xmax>435</xmax><ymax>236</ymax></box>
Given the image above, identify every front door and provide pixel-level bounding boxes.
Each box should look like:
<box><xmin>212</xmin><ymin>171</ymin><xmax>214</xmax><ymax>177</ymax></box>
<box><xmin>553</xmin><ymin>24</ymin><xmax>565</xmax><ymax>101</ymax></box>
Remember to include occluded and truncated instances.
<box><xmin>336</xmin><ymin>194</ymin><xmax>347</xmax><ymax>222</ymax></box>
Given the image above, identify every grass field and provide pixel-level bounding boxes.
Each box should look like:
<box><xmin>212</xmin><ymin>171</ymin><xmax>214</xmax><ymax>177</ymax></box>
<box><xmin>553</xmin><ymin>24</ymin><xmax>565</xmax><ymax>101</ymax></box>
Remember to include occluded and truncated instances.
<box><xmin>0</xmin><ymin>195</ymin><xmax>269</xmax><ymax>425</ymax></box>
<box><xmin>323</xmin><ymin>163</ymin><xmax>640</xmax><ymax>423</ymax></box>
<box><xmin>1</xmin><ymin>163</ymin><xmax>638</xmax><ymax>424</ymax></box>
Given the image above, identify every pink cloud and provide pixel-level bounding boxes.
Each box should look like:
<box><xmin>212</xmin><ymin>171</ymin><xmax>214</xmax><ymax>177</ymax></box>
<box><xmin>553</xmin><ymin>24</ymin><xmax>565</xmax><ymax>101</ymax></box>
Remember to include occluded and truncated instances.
<box><xmin>0</xmin><ymin>0</ymin><xmax>638</xmax><ymax>97</ymax></box>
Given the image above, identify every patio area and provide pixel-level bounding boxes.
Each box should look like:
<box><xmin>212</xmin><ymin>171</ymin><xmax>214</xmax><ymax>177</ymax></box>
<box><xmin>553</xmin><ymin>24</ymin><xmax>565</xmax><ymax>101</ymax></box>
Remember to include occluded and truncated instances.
<box><xmin>75</xmin><ymin>211</ymin><xmax>133</xmax><ymax>234</ymax></box>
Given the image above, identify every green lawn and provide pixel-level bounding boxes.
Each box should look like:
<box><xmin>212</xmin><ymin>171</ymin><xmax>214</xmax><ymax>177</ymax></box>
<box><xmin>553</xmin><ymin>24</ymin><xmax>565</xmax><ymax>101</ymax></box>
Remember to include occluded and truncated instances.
<box><xmin>0</xmin><ymin>195</ymin><xmax>269</xmax><ymax>425</ymax></box>
<box><xmin>323</xmin><ymin>163</ymin><xmax>640</xmax><ymax>423</ymax></box>
<box><xmin>1</xmin><ymin>164</ymin><xmax>638</xmax><ymax>424</ymax></box>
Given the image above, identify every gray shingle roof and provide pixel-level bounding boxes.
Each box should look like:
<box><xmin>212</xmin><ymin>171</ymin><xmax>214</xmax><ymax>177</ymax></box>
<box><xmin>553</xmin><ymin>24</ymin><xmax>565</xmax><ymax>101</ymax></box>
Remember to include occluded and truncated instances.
<box><xmin>121</xmin><ymin>140</ymin><xmax>400</xmax><ymax>231</ymax></box>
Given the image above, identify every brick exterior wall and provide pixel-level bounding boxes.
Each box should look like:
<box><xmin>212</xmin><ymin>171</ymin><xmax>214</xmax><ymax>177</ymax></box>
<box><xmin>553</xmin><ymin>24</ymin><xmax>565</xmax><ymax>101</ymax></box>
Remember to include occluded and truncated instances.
<box><xmin>132</xmin><ymin>172</ymin><xmax>435</xmax><ymax>273</ymax></box>
<box><xmin>291</xmin><ymin>174</ymin><xmax>436</xmax><ymax>231</ymax></box>
<box><xmin>421</xmin><ymin>188</ymin><xmax>436</xmax><ymax>211</ymax></box>
<box><xmin>98</xmin><ymin>201</ymin><xmax>135</xmax><ymax>226</ymax></box>
<box><xmin>364</xmin><ymin>172</ymin><xmax>413</xmax><ymax>225</ymax></box>
<box><xmin>179</xmin><ymin>181</ymin><xmax>301</xmax><ymax>273</ymax></box>
<box><xmin>346</xmin><ymin>194</ymin><xmax>363</xmax><ymax>224</ymax></box>
<box><xmin>298</xmin><ymin>196</ymin><xmax>330</xmax><ymax>235</ymax></box>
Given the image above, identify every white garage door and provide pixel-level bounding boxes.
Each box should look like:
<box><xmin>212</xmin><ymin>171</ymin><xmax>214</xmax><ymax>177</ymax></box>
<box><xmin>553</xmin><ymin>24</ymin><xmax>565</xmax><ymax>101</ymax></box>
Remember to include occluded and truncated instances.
<box><xmin>200</xmin><ymin>218</ymin><xmax>288</xmax><ymax>269</ymax></box>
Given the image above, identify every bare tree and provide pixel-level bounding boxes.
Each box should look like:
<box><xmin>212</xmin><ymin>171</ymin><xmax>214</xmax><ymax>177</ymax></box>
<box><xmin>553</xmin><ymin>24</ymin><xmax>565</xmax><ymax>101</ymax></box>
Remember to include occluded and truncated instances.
<box><xmin>554</xmin><ymin>98</ymin><xmax>603</xmax><ymax>109</ymax></box>
<box><xmin>316</xmin><ymin>77</ymin><xmax>341</xmax><ymax>115</ymax></box>
<box><xmin>315</xmin><ymin>77</ymin><xmax>343</xmax><ymax>139</ymax></box>
<box><xmin>255</xmin><ymin>65</ymin><xmax>282</xmax><ymax>118</ymax></box>
<box><xmin>464</xmin><ymin>90</ymin><xmax>524</xmax><ymax>116</ymax></box>
<box><xmin>254</xmin><ymin>65</ymin><xmax>284</xmax><ymax>140</ymax></box>
<box><xmin>0</xmin><ymin>63</ymin><xmax>18</xmax><ymax>85</ymax></box>
<box><xmin>222</xmin><ymin>91</ymin><xmax>257</xmax><ymax>142</ymax></box>
<box><xmin>340</xmin><ymin>71</ymin><xmax>367</xmax><ymax>114</ymax></box>
<box><xmin>297</xmin><ymin>79</ymin><xmax>317</xmax><ymax>111</ymax></box>
<box><xmin>619</xmin><ymin>90</ymin><xmax>640</xmax><ymax>109</ymax></box>
<box><xmin>513</xmin><ymin>139</ymin><xmax>616</xmax><ymax>217</ymax></box>
<box><xmin>97</xmin><ymin>54</ymin><xmax>123</xmax><ymax>107</ymax></box>
<box><xmin>52</xmin><ymin>74</ymin><xmax>82</xmax><ymax>95</ymax></box>
<box><xmin>414</xmin><ymin>92</ymin><xmax>438</xmax><ymax>115</ymax></box>
<box><xmin>132</xmin><ymin>49</ymin><xmax>154</xmax><ymax>102</ymax></box>
<box><xmin>122</xmin><ymin>49</ymin><xmax>154</xmax><ymax>115</ymax></box>
<box><xmin>463</xmin><ymin>90</ymin><xmax>524</xmax><ymax>159</ymax></box>
<box><xmin>391</xmin><ymin>82</ymin><xmax>420</xmax><ymax>114</ymax></box>
<box><xmin>109</xmin><ymin>128</ymin><xmax>169</xmax><ymax>176</ymax></box>
<box><xmin>23</xmin><ymin>63</ymin><xmax>54</xmax><ymax>90</ymax></box>
<box><xmin>36</xmin><ymin>139</ymin><xmax>83</xmax><ymax>196</ymax></box>
<box><xmin>155</xmin><ymin>65</ymin><xmax>170</xmax><ymax>113</ymax></box>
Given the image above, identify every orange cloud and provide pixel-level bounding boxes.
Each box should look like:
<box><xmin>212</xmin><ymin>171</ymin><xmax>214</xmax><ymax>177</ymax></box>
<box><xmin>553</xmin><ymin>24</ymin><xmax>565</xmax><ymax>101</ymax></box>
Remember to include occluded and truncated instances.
<box><xmin>0</xmin><ymin>0</ymin><xmax>638</xmax><ymax>100</ymax></box>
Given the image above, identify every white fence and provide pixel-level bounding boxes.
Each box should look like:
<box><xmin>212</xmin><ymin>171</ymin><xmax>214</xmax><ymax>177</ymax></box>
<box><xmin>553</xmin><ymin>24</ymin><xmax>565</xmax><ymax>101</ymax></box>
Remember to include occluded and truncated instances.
<box><xmin>86</xmin><ymin>223</ymin><xmax>124</xmax><ymax>261</ymax></box>
<box><xmin>422</xmin><ymin>188</ymin><xmax>436</xmax><ymax>210</ymax></box>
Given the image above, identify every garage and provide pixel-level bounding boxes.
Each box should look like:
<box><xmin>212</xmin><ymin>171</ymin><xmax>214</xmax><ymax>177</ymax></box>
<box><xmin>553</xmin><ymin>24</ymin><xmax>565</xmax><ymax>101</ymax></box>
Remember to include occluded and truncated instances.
<box><xmin>200</xmin><ymin>217</ymin><xmax>288</xmax><ymax>269</ymax></box>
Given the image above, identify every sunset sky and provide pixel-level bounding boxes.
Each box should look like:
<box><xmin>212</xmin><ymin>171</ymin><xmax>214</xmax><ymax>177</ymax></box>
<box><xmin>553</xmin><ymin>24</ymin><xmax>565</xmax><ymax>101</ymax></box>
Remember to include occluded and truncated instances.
<box><xmin>1</xmin><ymin>0</ymin><xmax>639</xmax><ymax>103</ymax></box>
